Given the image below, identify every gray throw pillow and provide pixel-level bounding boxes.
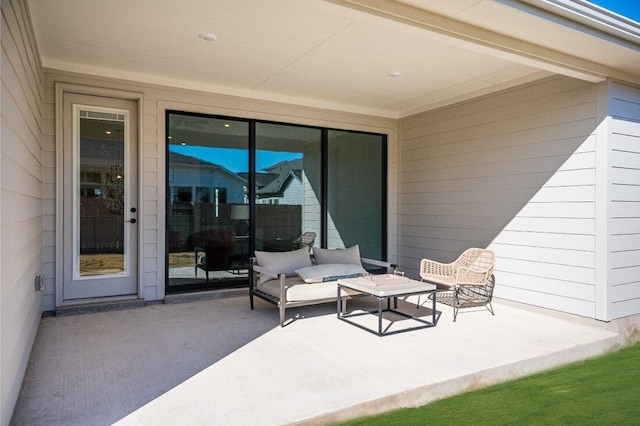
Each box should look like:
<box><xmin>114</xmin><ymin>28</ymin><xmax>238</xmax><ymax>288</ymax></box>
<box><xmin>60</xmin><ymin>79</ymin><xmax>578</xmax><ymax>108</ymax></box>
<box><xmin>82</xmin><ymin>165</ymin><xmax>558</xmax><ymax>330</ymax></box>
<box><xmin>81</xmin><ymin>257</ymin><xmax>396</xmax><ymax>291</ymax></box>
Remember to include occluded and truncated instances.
<box><xmin>295</xmin><ymin>263</ymin><xmax>366</xmax><ymax>283</ymax></box>
<box><xmin>255</xmin><ymin>246</ymin><xmax>312</xmax><ymax>284</ymax></box>
<box><xmin>313</xmin><ymin>245</ymin><xmax>361</xmax><ymax>266</ymax></box>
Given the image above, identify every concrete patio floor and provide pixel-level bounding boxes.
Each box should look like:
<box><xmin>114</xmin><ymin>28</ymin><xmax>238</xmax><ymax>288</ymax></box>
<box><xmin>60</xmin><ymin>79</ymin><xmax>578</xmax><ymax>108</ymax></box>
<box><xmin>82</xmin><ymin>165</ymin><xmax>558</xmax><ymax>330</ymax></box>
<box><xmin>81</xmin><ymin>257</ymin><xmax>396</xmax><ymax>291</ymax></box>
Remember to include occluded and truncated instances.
<box><xmin>11</xmin><ymin>291</ymin><xmax>633</xmax><ymax>425</ymax></box>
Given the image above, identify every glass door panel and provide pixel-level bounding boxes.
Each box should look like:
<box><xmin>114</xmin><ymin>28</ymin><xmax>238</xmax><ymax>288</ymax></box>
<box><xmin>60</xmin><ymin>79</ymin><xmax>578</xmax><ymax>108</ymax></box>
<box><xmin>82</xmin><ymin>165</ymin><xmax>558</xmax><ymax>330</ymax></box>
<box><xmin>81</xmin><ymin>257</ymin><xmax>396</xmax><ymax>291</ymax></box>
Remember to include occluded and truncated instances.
<box><xmin>327</xmin><ymin>130</ymin><xmax>386</xmax><ymax>260</ymax></box>
<box><xmin>255</xmin><ymin>123</ymin><xmax>321</xmax><ymax>252</ymax></box>
<box><xmin>166</xmin><ymin>112</ymin><xmax>250</xmax><ymax>291</ymax></box>
<box><xmin>77</xmin><ymin>112</ymin><xmax>128</xmax><ymax>276</ymax></box>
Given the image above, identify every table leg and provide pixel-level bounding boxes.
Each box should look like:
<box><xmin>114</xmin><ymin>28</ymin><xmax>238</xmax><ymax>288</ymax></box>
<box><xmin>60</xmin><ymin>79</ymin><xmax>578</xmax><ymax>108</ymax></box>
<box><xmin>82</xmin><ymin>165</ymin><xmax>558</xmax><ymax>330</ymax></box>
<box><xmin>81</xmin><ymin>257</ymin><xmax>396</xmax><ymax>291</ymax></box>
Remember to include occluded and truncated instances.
<box><xmin>378</xmin><ymin>297</ymin><xmax>383</xmax><ymax>335</ymax></box>
<box><xmin>431</xmin><ymin>290</ymin><xmax>436</xmax><ymax>324</ymax></box>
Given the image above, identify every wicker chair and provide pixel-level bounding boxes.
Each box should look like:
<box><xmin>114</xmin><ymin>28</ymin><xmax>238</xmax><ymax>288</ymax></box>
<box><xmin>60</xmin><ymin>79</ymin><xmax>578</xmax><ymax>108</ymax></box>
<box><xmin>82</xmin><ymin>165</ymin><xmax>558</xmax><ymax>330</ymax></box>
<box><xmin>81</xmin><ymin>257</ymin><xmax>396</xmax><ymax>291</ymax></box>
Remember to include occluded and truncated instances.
<box><xmin>419</xmin><ymin>248</ymin><xmax>496</xmax><ymax>321</ymax></box>
<box><xmin>293</xmin><ymin>231</ymin><xmax>316</xmax><ymax>249</ymax></box>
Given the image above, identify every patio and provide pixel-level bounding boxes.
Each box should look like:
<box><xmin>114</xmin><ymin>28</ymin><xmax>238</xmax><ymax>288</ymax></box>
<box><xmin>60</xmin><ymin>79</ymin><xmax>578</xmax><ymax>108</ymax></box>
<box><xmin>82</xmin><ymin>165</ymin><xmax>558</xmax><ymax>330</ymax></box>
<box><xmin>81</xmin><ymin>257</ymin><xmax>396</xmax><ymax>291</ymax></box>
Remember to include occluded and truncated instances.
<box><xmin>11</xmin><ymin>292</ymin><xmax>627</xmax><ymax>425</ymax></box>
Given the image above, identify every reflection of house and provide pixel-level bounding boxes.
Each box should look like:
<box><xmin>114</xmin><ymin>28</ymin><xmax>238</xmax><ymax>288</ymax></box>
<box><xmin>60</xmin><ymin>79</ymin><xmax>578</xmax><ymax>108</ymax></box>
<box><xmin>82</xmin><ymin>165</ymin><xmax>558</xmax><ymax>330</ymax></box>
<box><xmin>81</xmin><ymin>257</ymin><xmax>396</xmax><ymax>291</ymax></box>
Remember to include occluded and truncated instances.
<box><xmin>255</xmin><ymin>159</ymin><xmax>303</xmax><ymax>205</ymax></box>
<box><xmin>79</xmin><ymin>137</ymin><xmax>124</xmax><ymax>199</ymax></box>
<box><xmin>168</xmin><ymin>152</ymin><xmax>248</xmax><ymax>249</ymax></box>
<box><xmin>168</xmin><ymin>151</ymin><xmax>247</xmax><ymax>206</ymax></box>
<box><xmin>79</xmin><ymin>137</ymin><xmax>127</xmax><ymax>254</ymax></box>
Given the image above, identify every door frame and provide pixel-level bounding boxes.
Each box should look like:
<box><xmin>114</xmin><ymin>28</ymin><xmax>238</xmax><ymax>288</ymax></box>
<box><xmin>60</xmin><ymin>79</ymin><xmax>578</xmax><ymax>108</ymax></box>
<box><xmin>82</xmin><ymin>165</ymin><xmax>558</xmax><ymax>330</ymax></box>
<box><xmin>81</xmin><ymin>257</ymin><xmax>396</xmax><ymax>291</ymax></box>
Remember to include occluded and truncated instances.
<box><xmin>55</xmin><ymin>84</ymin><xmax>144</xmax><ymax>307</ymax></box>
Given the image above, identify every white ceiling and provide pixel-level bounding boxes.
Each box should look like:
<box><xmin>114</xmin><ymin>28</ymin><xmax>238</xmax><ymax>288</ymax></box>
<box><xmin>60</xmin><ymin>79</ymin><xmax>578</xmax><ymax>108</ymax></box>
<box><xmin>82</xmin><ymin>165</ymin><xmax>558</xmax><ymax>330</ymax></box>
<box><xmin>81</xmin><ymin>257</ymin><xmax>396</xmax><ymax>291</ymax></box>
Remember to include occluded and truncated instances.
<box><xmin>27</xmin><ymin>0</ymin><xmax>640</xmax><ymax>118</ymax></box>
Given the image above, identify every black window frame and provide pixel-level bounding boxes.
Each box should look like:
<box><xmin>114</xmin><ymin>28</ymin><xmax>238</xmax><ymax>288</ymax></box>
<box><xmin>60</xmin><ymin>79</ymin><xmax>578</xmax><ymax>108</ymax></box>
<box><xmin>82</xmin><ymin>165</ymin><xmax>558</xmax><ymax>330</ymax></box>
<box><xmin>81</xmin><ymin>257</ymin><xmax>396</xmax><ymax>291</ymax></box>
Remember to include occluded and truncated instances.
<box><xmin>165</xmin><ymin>110</ymin><xmax>387</xmax><ymax>294</ymax></box>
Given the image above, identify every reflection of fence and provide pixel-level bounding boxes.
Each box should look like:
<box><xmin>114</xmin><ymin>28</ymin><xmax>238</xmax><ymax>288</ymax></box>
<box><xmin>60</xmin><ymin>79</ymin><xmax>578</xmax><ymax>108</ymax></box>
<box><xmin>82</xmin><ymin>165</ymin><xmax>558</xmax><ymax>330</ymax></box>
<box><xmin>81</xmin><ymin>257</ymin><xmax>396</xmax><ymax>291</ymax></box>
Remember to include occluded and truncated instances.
<box><xmin>80</xmin><ymin>198</ymin><xmax>124</xmax><ymax>254</ymax></box>
<box><xmin>167</xmin><ymin>203</ymin><xmax>302</xmax><ymax>253</ymax></box>
<box><xmin>256</xmin><ymin>204</ymin><xmax>301</xmax><ymax>242</ymax></box>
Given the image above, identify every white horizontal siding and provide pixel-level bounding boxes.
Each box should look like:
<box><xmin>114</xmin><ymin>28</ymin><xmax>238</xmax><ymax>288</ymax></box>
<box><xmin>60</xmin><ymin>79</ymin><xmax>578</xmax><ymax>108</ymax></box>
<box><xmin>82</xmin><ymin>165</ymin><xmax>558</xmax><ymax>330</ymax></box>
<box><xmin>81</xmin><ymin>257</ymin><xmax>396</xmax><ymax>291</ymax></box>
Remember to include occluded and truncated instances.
<box><xmin>497</xmin><ymin>285</ymin><xmax>596</xmax><ymax>317</ymax></box>
<box><xmin>607</xmin><ymin>83</ymin><xmax>640</xmax><ymax>319</ymax></box>
<box><xmin>497</xmin><ymin>270</ymin><xmax>595</xmax><ymax>300</ymax></box>
<box><xmin>1</xmin><ymin>0</ymin><xmax>44</xmax><ymax>423</ymax></box>
<box><xmin>399</xmin><ymin>76</ymin><xmax>599</xmax><ymax>318</ymax></box>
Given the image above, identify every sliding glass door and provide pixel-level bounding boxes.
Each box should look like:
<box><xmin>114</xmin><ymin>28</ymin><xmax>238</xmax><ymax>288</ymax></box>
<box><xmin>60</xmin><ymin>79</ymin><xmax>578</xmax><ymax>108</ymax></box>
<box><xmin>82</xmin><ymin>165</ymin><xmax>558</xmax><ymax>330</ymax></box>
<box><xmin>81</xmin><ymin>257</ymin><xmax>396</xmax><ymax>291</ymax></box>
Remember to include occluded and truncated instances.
<box><xmin>166</xmin><ymin>113</ymin><xmax>250</xmax><ymax>291</ymax></box>
<box><xmin>255</xmin><ymin>123</ymin><xmax>322</xmax><ymax>252</ymax></box>
<box><xmin>166</xmin><ymin>111</ymin><xmax>386</xmax><ymax>292</ymax></box>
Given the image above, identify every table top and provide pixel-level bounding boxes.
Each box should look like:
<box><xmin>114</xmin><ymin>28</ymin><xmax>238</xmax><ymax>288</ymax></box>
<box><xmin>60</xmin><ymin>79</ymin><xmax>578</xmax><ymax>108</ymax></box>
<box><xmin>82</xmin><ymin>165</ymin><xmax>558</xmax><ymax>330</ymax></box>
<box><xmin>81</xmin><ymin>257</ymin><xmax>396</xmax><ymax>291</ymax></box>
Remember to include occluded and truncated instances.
<box><xmin>337</xmin><ymin>274</ymin><xmax>436</xmax><ymax>297</ymax></box>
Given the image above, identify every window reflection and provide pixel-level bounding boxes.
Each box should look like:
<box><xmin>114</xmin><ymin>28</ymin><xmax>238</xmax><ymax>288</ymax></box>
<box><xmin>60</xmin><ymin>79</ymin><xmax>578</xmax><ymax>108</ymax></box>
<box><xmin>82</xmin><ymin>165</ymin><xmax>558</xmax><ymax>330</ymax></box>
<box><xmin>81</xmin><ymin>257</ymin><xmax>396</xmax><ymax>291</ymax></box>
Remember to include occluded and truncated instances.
<box><xmin>255</xmin><ymin>123</ymin><xmax>321</xmax><ymax>252</ymax></box>
<box><xmin>166</xmin><ymin>113</ymin><xmax>250</xmax><ymax>289</ymax></box>
<box><xmin>166</xmin><ymin>112</ymin><xmax>387</xmax><ymax>293</ymax></box>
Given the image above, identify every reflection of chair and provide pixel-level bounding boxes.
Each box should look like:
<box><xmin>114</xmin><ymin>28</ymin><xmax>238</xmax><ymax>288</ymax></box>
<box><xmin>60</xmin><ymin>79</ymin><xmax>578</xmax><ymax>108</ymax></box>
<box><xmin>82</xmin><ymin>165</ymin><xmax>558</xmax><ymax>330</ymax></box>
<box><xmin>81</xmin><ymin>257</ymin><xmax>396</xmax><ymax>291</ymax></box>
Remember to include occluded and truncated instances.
<box><xmin>419</xmin><ymin>248</ymin><xmax>496</xmax><ymax>321</ymax></box>
<box><xmin>293</xmin><ymin>232</ymin><xmax>316</xmax><ymax>249</ymax></box>
<box><xmin>187</xmin><ymin>227</ymin><xmax>236</xmax><ymax>280</ymax></box>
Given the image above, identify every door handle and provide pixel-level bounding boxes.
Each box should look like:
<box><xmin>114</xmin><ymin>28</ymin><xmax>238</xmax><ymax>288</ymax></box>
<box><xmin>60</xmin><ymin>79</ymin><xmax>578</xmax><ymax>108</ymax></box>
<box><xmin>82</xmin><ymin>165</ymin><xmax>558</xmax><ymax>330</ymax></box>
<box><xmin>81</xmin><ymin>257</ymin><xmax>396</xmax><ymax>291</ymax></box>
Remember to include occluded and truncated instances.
<box><xmin>126</xmin><ymin>218</ymin><xmax>137</xmax><ymax>224</ymax></box>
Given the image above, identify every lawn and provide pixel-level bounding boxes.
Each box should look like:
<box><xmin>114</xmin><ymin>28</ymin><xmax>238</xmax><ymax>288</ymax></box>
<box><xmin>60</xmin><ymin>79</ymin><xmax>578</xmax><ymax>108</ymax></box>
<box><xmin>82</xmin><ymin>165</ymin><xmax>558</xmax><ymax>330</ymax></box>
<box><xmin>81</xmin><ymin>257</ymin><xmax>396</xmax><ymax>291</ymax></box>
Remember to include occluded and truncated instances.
<box><xmin>339</xmin><ymin>342</ymin><xmax>640</xmax><ymax>425</ymax></box>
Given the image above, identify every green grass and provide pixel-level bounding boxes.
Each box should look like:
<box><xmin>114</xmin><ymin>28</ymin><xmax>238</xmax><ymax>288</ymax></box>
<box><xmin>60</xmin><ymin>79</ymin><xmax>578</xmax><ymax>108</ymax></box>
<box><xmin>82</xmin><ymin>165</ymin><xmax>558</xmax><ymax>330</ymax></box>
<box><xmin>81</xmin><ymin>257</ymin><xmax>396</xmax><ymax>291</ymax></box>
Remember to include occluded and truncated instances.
<box><xmin>338</xmin><ymin>342</ymin><xmax>640</xmax><ymax>426</ymax></box>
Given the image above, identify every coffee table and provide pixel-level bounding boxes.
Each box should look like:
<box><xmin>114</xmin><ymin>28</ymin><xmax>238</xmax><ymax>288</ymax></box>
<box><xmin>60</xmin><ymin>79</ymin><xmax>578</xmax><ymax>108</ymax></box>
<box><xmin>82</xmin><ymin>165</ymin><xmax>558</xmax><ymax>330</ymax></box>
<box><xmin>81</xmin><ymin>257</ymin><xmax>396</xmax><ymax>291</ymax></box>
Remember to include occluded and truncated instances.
<box><xmin>337</xmin><ymin>274</ymin><xmax>437</xmax><ymax>336</ymax></box>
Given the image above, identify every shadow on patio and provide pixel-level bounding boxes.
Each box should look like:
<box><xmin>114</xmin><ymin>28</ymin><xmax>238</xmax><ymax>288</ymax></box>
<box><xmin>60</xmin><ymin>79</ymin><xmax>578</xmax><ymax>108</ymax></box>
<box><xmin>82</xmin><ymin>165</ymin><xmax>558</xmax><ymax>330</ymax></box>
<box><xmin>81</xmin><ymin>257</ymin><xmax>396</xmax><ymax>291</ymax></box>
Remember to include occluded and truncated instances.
<box><xmin>11</xmin><ymin>292</ymin><xmax>623</xmax><ymax>425</ymax></box>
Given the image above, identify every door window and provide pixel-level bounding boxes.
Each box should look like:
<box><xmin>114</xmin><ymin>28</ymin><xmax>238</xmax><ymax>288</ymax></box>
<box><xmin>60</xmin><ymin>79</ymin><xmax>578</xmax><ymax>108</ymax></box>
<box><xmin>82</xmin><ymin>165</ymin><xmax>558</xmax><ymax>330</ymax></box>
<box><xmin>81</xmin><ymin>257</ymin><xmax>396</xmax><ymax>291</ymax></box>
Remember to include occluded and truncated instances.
<box><xmin>76</xmin><ymin>110</ymin><xmax>128</xmax><ymax>277</ymax></box>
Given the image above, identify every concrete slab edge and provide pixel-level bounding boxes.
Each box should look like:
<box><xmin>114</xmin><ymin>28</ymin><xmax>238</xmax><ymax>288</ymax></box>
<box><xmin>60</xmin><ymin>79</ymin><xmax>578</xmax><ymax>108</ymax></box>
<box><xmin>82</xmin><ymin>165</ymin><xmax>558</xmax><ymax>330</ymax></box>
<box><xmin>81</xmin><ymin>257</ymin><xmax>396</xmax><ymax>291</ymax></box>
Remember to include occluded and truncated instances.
<box><xmin>294</xmin><ymin>333</ymin><xmax>623</xmax><ymax>425</ymax></box>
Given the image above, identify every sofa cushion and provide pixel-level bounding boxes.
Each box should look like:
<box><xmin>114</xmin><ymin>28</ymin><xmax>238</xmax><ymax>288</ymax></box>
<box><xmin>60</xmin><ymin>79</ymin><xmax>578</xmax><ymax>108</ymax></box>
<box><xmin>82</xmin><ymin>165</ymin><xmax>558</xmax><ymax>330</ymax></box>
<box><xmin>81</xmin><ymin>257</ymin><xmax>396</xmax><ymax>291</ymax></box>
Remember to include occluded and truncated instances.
<box><xmin>295</xmin><ymin>263</ymin><xmax>366</xmax><ymax>283</ymax></box>
<box><xmin>258</xmin><ymin>276</ymin><xmax>353</xmax><ymax>302</ymax></box>
<box><xmin>254</xmin><ymin>247</ymin><xmax>312</xmax><ymax>284</ymax></box>
<box><xmin>313</xmin><ymin>245</ymin><xmax>361</xmax><ymax>266</ymax></box>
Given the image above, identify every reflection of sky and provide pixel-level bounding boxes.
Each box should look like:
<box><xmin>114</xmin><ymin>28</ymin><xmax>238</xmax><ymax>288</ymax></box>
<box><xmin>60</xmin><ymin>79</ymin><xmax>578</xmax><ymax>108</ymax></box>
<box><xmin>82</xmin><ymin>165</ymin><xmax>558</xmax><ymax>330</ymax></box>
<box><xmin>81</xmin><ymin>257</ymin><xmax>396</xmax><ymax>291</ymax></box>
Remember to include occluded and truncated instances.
<box><xmin>170</xmin><ymin>145</ymin><xmax>301</xmax><ymax>172</ymax></box>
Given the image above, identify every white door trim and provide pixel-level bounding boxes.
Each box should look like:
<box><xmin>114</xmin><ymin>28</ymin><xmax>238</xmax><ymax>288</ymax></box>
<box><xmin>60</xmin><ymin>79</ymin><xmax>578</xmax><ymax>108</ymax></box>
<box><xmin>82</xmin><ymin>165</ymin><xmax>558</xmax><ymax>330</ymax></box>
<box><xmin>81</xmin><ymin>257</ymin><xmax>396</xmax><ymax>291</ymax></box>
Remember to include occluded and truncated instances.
<box><xmin>55</xmin><ymin>83</ymin><xmax>145</xmax><ymax>307</ymax></box>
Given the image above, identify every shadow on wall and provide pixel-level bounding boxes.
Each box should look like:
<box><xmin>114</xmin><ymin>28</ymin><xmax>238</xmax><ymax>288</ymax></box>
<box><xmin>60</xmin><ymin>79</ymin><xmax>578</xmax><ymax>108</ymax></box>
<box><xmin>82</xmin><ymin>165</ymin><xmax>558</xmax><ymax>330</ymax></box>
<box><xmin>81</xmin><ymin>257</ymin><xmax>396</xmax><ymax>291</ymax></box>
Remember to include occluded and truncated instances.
<box><xmin>399</xmin><ymin>77</ymin><xmax>602</xmax><ymax>281</ymax></box>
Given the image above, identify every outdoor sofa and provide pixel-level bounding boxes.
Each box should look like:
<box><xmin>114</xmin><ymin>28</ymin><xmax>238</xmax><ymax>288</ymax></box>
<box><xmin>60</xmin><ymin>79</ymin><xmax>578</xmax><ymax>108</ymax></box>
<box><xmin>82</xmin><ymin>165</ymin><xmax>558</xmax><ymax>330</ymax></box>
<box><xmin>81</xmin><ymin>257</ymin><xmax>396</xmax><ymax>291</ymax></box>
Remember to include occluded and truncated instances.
<box><xmin>249</xmin><ymin>245</ymin><xmax>397</xmax><ymax>326</ymax></box>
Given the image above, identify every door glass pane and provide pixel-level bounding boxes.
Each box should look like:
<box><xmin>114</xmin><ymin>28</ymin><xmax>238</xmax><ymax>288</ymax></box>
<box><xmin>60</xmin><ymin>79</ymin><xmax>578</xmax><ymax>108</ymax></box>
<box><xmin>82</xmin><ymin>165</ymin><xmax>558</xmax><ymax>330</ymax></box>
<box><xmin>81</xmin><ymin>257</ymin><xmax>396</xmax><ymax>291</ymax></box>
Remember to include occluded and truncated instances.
<box><xmin>77</xmin><ymin>110</ymin><xmax>127</xmax><ymax>276</ymax></box>
<box><xmin>255</xmin><ymin>123</ymin><xmax>321</xmax><ymax>252</ymax></box>
<box><xmin>327</xmin><ymin>130</ymin><xmax>385</xmax><ymax>260</ymax></box>
<box><xmin>167</xmin><ymin>113</ymin><xmax>250</xmax><ymax>289</ymax></box>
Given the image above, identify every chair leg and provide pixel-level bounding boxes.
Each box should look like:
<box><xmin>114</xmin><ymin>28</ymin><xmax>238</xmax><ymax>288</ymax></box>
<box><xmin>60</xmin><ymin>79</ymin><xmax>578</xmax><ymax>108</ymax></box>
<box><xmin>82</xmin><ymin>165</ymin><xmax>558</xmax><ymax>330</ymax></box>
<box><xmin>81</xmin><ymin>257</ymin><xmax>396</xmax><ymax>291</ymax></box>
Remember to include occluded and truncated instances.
<box><xmin>486</xmin><ymin>301</ymin><xmax>495</xmax><ymax>316</ymax></box>
<box><xmin>453</xmin><ymin>306</ymin><xmax>458</xmax><ymax>322</ymax></box>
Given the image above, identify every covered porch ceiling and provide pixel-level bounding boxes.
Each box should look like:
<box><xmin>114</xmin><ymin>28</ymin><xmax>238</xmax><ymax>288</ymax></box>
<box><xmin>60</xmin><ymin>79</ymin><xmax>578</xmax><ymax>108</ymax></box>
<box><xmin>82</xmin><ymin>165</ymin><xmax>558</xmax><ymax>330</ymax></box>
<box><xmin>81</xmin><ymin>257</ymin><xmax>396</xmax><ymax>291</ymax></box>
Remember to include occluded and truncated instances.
<box><xmin>27</xmin><ymin>0</ymin><xmax>640</xmax><ymax>118</ymax></box>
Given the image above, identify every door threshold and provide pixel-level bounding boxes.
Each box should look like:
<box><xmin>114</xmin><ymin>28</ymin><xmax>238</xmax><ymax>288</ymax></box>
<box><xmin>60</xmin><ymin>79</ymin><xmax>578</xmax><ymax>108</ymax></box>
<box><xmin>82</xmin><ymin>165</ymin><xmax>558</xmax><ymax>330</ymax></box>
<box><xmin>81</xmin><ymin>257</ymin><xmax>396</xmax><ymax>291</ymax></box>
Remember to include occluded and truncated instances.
<box><xmin>164</xmin><ymin>288</ymin><xmax>247</xmax><ymax>304</ymax></box>
<box><xmin>56</xmin><ymin>296</ymin><xmax>144</xmax><ymax>316</ymax></box>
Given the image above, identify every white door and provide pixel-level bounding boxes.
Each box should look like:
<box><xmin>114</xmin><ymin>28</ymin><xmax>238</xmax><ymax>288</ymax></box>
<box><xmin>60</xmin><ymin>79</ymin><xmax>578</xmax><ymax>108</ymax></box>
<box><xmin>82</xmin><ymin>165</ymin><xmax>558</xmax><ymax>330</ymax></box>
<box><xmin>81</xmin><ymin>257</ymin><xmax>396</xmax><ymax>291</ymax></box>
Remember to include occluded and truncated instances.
<box><xmin>62</xmin><ymin>93</ymin><xmax>138</xmax><ymax>300</ymax></box>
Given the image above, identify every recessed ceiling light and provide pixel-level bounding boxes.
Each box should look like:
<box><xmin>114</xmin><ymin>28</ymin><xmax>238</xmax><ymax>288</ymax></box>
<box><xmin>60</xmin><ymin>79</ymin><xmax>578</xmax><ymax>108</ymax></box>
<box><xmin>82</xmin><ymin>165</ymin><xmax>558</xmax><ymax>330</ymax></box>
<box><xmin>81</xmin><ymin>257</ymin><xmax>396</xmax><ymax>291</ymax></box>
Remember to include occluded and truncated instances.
<box><xmin>181</xmin><ymin>142</ymin><xmax>187</xmax><ymax>146</ymax></box>
<box><xmin>387</xmin><ymin>71</ymin><xmax>401</xmax><ymax>78</ymax></box>
<box><xmin>199</xmin><ymin>33</ymin><xmax>217</xmax><ymax>42</ymax></box>
<box><xmin>224</xmin><ymin>124</ymin><xmax>230</xmax><ymax>128</ymax></box>
<box><xmin>105</xmin><ymin>130</ymin><xmax>112</xmax><ymax>135</ymax></box>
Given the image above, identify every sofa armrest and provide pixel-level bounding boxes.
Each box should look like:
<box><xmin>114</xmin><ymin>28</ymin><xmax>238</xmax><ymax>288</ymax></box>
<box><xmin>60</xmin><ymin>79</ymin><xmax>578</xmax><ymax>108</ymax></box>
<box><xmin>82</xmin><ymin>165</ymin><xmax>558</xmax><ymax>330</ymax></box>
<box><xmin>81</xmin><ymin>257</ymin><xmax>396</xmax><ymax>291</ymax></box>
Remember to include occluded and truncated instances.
<box><xmin>251</xmin><ymin>264</ymin><xmax>280</xmax><ymax>281</ymax></box>
<box><xmin>360</xmin><ymin>257</ymin><xmax>398</xmax><ymax>274</ymax></box>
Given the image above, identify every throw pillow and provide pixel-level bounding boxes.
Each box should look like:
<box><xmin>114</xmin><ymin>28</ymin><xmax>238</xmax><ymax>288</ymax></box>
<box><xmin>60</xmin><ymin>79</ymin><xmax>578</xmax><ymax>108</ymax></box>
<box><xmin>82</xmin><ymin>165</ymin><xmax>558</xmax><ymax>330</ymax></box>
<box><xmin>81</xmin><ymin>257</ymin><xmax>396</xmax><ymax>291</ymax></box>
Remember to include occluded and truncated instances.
<box><xmin>313</xmin><ymin>245</ymin><xmax>361</xmax><ymax>266</ymax></box>
<box><xmin>295</xmin><ymin>263</ymin><xmax>367</xmax><ymax>283</ymax></box>
<box><xmin>254</xmin><ymin>246</ymin><xmax>312</xmax><ymax>284</ymax></box>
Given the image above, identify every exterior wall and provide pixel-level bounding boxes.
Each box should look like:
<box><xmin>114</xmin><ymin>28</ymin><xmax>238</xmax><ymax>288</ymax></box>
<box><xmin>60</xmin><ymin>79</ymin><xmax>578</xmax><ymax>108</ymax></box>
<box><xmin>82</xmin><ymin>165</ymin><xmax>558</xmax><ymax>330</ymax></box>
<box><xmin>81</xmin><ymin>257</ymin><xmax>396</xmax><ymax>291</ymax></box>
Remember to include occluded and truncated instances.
<box><xmin>0</xmin><ymin>0</ymin><xmax>44</xmax><ymax>424</ymax></box>
<box><xmin>42</xmin><ymin>70</ymin><xmax>398</xmax><ymax>311</ymax></box>
<box><xmin>607</xmin><ymin>82</ymin><xmax>640</xmax><ymax>319</ymax></box>
<box><xmin>399</xmin><ymin>76</ymin><xmax>603</xmax><ymax>318</ymax></box>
